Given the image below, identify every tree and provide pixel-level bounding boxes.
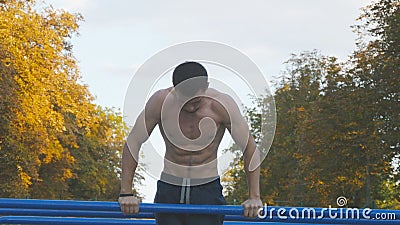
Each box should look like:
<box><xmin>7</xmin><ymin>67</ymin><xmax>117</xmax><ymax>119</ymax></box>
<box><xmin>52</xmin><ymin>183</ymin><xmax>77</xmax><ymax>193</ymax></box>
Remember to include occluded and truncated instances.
<box><xmin>224</xmin><ymin>51</ymin><xmax>342</xmax><ymax>206</ymax></box>
<box><xmin>350</xmin><ymin>0</ymin><xmax>400</xmax><ymax>208</ymax></box>
<box><xmin>0</xmin><ymin>0</ymin><xmax>141</xmax><ymax>200</ymax></box>
<box><xmin>224</xmin><ymin>0</ymin><xmax>399</xmax><ymax>208</ymax></box>
<box><xmin>1</xmin><ymin>0</ymin><xmax>83</xmax><ymax>197</ymax></box>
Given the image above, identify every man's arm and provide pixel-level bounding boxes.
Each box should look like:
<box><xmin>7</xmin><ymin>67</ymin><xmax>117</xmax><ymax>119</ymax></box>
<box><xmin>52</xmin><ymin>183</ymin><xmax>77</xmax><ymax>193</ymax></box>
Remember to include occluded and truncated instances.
<box><xmin>241</xmin><ymin>134</ymin><xmax>262</xmax><ymax>218</ymax></box>
<box><xmin>218</xmin><ymin>94</ymin><xmax>262</xmax><ymax>218</ymax></box>
<box><xmin>119</xmin><ymin>91</ymin><xmax>163</xmax><ymax>214</ymax></box>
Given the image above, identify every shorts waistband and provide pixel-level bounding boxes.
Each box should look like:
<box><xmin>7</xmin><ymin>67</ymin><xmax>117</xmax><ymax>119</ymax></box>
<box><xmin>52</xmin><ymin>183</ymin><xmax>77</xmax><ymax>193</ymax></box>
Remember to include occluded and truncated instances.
<box><xmin>159</xmin><ymin>172</ymin><xmax>220</xmax><ymax>204</ymax></box>
<box><xmin>160</xmin><ymin>172</ymin><xmax>220</xmax><ymax>187</ymax></box>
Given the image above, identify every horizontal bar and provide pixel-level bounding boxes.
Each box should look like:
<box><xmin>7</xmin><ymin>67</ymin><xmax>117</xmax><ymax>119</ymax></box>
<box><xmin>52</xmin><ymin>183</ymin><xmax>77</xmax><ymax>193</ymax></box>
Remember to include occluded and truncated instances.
<box><xmin>0</xmin><ymin>198</ymin><xmax>241</xmax><ymax>215</ymax></box>
<box><xmin>0</xmin><ymin>208</ymin><xmax>146</xmax><ymax>218</ymax></box>
<box><xmin>1</xmin><ymin>198</ymin><xmax>399</xmax><ymax>224</ymax></box>
<box><xmin>0</xmin><ymin>216</ymin><xmax>360</xmax><ymax>225</ymax></box>
<box><xmin>0</xmin><ymin>208</ymin><xmax>261</xmax><ymax>222</ymax></box>
<box><xmin>0</xmin><ymin>212</ymin><xmax>400</xmax><ymax>225</ymax></box>
<box><xmin>0</xmin><ymin>198</ymin><xmax>121</xmax><ymax>211</ymax></box>
<box><xmin>0</xmin><ymin>216</ymin><xmax>268</xmax><ymax>225</ymax></box>
<box><xmin>0</xmin><ymin>216</ymin><xmax>155</xmax><ymax>225</ymax></box>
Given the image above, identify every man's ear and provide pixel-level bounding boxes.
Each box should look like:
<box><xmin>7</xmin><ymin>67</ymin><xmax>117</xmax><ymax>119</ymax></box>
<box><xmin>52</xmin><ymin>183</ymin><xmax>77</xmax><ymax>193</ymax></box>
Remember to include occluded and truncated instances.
<box><xmin>206</xmin><ymin>81</ymin><xmax>210</xmax><ymax>89</ymax></box>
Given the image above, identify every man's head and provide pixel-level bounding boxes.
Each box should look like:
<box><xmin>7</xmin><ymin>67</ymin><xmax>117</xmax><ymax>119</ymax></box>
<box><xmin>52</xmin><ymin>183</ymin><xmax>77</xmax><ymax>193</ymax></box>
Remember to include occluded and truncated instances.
<box><xmin>172</xmin><ymin>61</ymin><xmax>208</xmax><ymax>97</ymax></box>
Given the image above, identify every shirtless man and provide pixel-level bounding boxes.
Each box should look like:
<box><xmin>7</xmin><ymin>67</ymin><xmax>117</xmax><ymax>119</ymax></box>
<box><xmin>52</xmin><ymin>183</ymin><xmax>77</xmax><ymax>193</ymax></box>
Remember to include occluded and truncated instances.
<box><xmin>119</xmin><ymin>62</ymin><xmax>262</xmax><ymax>225</ymax></box>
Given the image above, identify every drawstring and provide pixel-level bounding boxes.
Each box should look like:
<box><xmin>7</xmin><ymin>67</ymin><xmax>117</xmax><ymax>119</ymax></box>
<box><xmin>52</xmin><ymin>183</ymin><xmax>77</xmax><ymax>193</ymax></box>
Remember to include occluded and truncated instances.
<box><xmin>179</xmin><ymin>178</ymin><xmax>191</xmax><ymax>204</ymax></box>
<box><xmin>179</xmin><ymin>178</ymin><xmax>186</xmax><ymax>204</ymax></box>
<box><xmin>186</xmin><ymin>179</ymin><xmax>190</xmax><ymax>204</ymax></box>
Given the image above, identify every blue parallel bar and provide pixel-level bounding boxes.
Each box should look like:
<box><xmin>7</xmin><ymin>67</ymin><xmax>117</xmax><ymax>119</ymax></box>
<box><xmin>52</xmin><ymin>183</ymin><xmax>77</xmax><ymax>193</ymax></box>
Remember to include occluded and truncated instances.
<box><xmin>0</xmin><ymin>216</ymin><xmax>155</xmax><ymax>225</ymax></box>
<box><xmin>0</xmin><ymin>208</ymin><xmax>150</xmax><ymax>218</ymax></box>
<box><xmin>0</xmin><ymin>216</ymin><xmax>348</xmax><ymax>225</ymax></box>
<box><xmin>0</xmin><ymin>209</ymin><xmax>400</xmax><ymax>225</ymax></box>
<box><xmin>1</xmin><ymin>198</ymin><xmax>400</xmax><ymax>224</ymax></box>
<box><xmin>0</xmin><ymin>216</ymin><xmax>242</xmax><ymax>225</ymax></box>
<box><xmin>0</xmin><ymin>208</ymin><xmax>259</xmax><ymax>222</ymax></box>
<box><xmin>1</xmin><ymin>198</ymin><xmax>400</xmax><ymax>219</ymax></box>
<box><xmin>0</xmin><ymin>198</ymin><xmax>241</xmax><ymax>215</ymax></box>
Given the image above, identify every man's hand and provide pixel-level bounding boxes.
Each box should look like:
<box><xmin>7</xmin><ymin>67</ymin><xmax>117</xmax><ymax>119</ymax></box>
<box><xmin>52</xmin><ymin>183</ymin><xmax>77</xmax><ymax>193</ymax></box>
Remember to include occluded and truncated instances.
<box><xmin>241</xmin><ymin>198</ymin><xmax>263</xmax><ymax>218</ymax></box>
<box><xmin>119</xmin><ymin>196</ymin><xmax>139</xmax><ymax>214</ymax></box>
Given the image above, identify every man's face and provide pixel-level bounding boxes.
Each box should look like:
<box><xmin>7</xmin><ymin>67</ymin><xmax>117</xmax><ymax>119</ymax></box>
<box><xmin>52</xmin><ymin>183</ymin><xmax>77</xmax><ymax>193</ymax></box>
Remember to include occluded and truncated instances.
<box><xmin>175</xmin><ymin>89</ymin><xmax>205</xmax><ymax>113</ymax></box>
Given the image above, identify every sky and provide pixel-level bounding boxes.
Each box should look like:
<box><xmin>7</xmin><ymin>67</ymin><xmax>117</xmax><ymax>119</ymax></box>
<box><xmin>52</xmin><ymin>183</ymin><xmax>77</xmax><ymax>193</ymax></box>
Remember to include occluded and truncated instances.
<box><xmin>46</xmin><ymin>0</ymin><xmax>374</xmax><ymax>202</ymax></box>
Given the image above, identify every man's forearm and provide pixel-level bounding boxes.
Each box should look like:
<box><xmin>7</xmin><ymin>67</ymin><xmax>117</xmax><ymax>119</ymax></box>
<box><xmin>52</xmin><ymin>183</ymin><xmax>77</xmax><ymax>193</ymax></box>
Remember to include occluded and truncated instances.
<box><xmin>120</xmin><ymin>142</ymin><xmax>139</xmax><ymax>194</ymax></box>
<box><xmin>243</xmin><ymin>140</ymin><xmax>261</xmax><ymax>199</ymax></box>
<box><xmin>246</xmin><ymin>166</ymin><xmax>260</xmax><ymax>199</ymax></box>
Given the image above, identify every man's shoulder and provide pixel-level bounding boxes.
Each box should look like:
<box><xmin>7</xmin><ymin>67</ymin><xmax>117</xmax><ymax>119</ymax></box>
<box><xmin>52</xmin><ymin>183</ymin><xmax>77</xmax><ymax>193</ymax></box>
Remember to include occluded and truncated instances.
<box><xmin>154</xmin><ymin>87</ymin><xmax>172</xmax><ymax>97</ymax></box>
<box><xmin>206</xmin><ymin>88</ymin><xmax>237</xmax><ymax>114</ymax></box>
<box><xmin>206</xmin><ymin>88</ymin><xmax>235</xmax><ymax>104</ymax></box>
<box><xmin>145</xmin><ymin>88</ymin><xmax>171</xmax><ymax>111</ymax></box>
<box><xmin>148</xmin><ymin>88</ymin><xmax>171</xmax><ymax>102</ymax></box>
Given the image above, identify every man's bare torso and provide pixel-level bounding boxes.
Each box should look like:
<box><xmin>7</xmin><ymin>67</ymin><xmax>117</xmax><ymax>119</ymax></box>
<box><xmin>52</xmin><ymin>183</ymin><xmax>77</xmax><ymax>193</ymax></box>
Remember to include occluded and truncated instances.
<box><xmin>153</xmin><ymin>87</ymin><xmax>228</xmax><ymax>178</ymax></box>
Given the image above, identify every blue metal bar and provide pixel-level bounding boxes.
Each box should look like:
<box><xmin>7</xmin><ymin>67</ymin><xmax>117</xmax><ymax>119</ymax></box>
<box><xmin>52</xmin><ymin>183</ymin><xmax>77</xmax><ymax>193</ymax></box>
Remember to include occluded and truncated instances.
<box><xmin>0</xmin><ymin>208</ymin><xmax>149</xmax><ymax>218</ymax></box>
<box><xmin>0</xmin><ymin>208</ymin><xmax>260</xmax><ymax>221</ymax></box>
<box><xmin>0</xmin><ymin>216</ymin><xmax>266</xmax><ymax>225</ymax></box>
<box><xmin>0</xmin><ymin>216</ymin><xmax>155</xmax><ymax>225</ymax></box>
<box><xmin>0</xmin><ymin>198</ymin><xmax>120</xmax><ymax>211</ymax></box>
<box><xmin>0</xmin><ymin>198</ymin><xmax>241</xmax><ymax>215</ymax></box>
<box><xmin>0</xmin><ymin>208</ymin><xmax>400</xmax><ymax>225</ymax></box>
<box><xmin>1</xmin><ymin>198</ymin><xmax>399</xmax><ymax>224</ymax></box>
<box><xmin>0</xmin><ymin>216</ymin><xmax>355</xmax><ymax>225</ymax></box>
<box><xmin>1</xmin><ymin>198</ymin><xmax>399</xmax><ymax>219</ymax></box>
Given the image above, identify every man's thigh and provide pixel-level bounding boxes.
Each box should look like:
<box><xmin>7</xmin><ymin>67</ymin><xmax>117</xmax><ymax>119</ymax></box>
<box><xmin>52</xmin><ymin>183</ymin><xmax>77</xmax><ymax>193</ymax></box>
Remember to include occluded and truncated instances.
<box><xmin>185</xmin><ymin>179</ymin><xmax>226</xmax><ymax>225</ymax></box>
<box><xmin>154</xmin><ymin>180</ymin><xmax>184</xmax><ymax>224</ymax></box>
<box><xmin>154</xmin><ymin>179</ymin><xmax>226</xmax><ymax>225</ymax></box>
<box><xmin>190</xmin><ymin>178</ymin><xmax>226</xmax><ymax>205</ymax></box>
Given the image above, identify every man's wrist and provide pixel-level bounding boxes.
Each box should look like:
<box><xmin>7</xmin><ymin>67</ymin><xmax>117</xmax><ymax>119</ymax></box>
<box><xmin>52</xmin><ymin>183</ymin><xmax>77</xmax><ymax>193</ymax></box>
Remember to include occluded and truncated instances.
<box><xmin>249</xmin><ymin>194</ymin><xmax>260</xmax><ymax>199</ymax></box>
<box><xmin>120</xmin><ymin>187</ymin><xmax>133</xmax><ymax>194</ymax></box>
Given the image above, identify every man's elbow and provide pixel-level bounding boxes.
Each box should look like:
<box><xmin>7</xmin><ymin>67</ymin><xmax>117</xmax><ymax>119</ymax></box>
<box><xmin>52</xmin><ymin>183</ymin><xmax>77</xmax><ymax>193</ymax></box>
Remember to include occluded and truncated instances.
<box><xmin>123</xmin><ymin>141</ymin><xmax>141</xmax><ymax>162</ymax></box>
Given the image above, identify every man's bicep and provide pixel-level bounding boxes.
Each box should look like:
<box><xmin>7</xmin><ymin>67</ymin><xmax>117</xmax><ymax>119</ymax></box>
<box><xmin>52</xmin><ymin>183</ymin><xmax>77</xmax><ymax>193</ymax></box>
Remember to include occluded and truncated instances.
<box><xmin>129</xmin><ymin>110</ymin><xmax>158</xmax><ymax>144</ymax></box>
<box><xmin>224</xmin><ymin>101</ymin><xmax>259</xmax><ymax>172</ymax></box>
<box><xmin>221</xmin><ymin>96</ymin><xmax>250</xmax><ymax>150</ymax></box>
<box><xmin>128</xmin><ymin>91</ymin><xmax>162</xmax><ymax>144</ymax></box>
<box><xmin>229</xmin><ymin>116</ymin><xmax>251</xmax><ymax>150</ymax></box>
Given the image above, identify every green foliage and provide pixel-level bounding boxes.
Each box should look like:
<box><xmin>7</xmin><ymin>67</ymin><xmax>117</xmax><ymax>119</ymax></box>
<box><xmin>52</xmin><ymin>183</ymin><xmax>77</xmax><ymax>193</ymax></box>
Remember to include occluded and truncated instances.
<box><xmin>0</xmin><ymin>0</ymin><xmax>141</xmax><ymax>200</ymax></box>
<box><xmin>224</xmin><ymin>0</ymin><xmax>399</xmax><ymax>208</ymax></box>
<box><xmin>351</xmin><ymin>0</ymin><xmax>400</xmax><ymax>208</ymax></box>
